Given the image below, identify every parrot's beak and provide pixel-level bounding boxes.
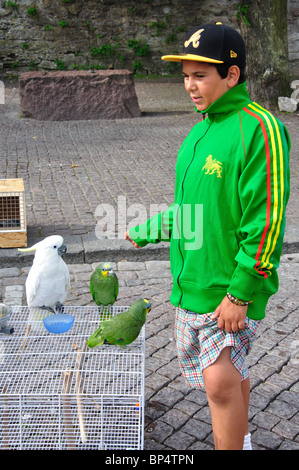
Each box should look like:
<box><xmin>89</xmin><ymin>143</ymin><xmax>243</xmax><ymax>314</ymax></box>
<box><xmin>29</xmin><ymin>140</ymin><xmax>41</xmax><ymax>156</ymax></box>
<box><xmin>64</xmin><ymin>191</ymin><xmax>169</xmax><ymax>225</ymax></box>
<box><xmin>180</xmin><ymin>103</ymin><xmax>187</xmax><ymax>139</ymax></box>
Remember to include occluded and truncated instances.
<box><xmin>58</xmin><ymin>244</ymin><xmax>67</xmax><ymax>256</ymax></box>
<box><xmin>144</xmin><ymin>300</ymin><xmax>151</xmax><ymax>313</ymax></box>
<box><xmin>102</xmin><ymin>269</ymin><xmax>112</xmax><ymax>277</ymax></box>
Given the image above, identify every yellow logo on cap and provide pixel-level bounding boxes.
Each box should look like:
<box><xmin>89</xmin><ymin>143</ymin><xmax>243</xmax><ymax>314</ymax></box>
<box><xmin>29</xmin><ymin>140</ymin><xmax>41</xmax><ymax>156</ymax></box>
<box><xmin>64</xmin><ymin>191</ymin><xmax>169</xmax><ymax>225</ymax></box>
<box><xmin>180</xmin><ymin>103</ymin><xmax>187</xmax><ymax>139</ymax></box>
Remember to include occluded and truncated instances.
<box><xmin>230</xmin><ymin>50</ymin><xmax>238</xmax><ymax>58</ymax></box>
<box><xmin>184</xmin><ymin>29</ymin><xmax>204</xmax><ymax>49</ymax></box>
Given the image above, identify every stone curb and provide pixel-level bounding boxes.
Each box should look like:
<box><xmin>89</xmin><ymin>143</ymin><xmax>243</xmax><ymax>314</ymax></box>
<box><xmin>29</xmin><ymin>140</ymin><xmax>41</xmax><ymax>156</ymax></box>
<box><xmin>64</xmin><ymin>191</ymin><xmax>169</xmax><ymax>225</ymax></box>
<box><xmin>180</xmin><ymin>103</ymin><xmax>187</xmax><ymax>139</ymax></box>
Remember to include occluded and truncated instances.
<box><xmin>0</xmin><ymin>223</ymin><xmax>299</xmax><ymax>268</ymax></box>
<box><xmin>0</xmin><ymin>234</ymin><xmax>170</xmax><ymax>268</ymax></box>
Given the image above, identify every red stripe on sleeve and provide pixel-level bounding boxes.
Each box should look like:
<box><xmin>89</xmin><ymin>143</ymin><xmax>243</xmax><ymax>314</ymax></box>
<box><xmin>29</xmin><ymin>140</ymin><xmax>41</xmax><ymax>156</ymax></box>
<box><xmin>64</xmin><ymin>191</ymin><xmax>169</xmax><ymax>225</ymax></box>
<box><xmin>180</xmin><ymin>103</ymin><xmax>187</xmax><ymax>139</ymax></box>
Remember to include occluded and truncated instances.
<box><xmin>243</xmin><ymin>107</ymin><xmax>272</xmax><ymax>277</ymax></box>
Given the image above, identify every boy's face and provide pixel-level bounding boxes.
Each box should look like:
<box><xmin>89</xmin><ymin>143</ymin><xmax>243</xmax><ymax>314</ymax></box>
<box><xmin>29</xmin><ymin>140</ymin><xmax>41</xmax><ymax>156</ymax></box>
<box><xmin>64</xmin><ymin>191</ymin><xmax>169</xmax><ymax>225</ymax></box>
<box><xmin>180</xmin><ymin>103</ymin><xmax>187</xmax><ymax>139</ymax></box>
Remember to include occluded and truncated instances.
<box><xmin>182</xmin><ymin>60</ymin><xmax>230</xmax><ymax>111</ymax></box>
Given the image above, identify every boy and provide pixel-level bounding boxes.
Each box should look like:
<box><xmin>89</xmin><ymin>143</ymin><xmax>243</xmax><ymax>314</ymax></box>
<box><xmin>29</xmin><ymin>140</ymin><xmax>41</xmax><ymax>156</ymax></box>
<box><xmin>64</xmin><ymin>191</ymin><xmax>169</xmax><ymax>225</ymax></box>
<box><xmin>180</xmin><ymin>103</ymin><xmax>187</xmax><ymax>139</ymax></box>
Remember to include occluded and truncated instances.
<box><xmin>124</xmin><ymin>23</ymin><xmax>290</xmax><ymax>450</ymax></box>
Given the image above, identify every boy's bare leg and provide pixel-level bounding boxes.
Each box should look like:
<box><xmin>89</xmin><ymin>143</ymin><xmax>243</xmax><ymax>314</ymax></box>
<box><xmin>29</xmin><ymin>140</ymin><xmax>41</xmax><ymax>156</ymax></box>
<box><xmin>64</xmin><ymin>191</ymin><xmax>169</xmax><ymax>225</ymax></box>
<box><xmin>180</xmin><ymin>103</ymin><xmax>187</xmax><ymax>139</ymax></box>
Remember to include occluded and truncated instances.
<box><xmin>241</xmin><ymin>376</ymin><xmax>250</xmax><ymax>436</ymax></box>
<box><xmin>202</xmin><ymin>347</ymin><xmax>248</xmax><ymax>450</ymax></box>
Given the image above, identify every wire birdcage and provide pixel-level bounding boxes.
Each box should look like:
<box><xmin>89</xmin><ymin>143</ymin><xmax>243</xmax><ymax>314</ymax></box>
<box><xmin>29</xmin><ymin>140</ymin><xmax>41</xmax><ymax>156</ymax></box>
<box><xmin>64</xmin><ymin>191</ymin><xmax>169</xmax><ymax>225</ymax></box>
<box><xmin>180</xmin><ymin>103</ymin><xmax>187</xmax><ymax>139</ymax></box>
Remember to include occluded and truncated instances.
<box><xmin>0</xmin><ymin>179</ymin><xmax>27</xmax><ymax>248</ymax></box>
<box><xmin>0</xmin><ymin>306</ymin><xmax>145</xmax><ymax>450</ymax></box>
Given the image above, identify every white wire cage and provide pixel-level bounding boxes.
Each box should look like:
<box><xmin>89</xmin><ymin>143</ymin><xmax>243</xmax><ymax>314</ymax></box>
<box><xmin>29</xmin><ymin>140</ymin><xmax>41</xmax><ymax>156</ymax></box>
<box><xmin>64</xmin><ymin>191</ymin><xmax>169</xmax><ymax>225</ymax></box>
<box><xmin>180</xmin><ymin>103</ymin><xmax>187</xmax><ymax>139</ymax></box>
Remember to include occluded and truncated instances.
<box><xmin>0</xmin><ymin>305</ymin><xmax>145</xmax><ymax>450</ymax></box>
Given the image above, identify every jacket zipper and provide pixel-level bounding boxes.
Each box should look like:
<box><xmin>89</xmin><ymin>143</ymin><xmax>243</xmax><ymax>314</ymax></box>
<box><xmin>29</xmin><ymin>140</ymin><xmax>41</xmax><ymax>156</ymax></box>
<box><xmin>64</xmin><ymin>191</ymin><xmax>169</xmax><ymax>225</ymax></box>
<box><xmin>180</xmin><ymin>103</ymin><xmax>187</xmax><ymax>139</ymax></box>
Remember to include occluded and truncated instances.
<box><xmin>176</xmin><ymin>119</ymin><xmax>212</xmax><ymax>307</ymax></box>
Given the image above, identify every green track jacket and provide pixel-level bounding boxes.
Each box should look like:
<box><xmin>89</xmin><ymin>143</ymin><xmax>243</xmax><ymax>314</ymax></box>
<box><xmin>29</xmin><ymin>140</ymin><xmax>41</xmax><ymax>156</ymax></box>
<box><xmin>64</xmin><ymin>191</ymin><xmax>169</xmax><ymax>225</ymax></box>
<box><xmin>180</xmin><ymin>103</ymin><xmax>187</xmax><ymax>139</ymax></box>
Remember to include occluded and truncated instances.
<box><xmin>129</xmin><ymin>82</ymin><xmax>291</xmax><ymax>320</ymax></box>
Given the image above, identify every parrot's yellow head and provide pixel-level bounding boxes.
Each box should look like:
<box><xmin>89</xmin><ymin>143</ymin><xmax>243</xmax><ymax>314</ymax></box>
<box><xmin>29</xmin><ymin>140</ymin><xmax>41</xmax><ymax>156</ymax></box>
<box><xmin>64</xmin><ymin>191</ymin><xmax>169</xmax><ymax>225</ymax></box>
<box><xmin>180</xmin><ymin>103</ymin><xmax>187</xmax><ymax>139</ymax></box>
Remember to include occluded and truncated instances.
<box><xmin>143</xmin><ymin>299</ymin><xmax>151</xmax><ymax>314</ymax></box>
<box><xmin>101</xmin><ymin>263</ymin><xmax>113</xmax><ymax>277</ymax></box>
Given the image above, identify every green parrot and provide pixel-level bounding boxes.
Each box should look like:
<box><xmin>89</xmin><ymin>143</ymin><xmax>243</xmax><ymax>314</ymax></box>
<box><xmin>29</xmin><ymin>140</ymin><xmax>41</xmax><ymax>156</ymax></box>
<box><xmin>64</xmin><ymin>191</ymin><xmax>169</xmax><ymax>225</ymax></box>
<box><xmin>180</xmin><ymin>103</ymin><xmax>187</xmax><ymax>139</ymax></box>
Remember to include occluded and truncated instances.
<box><xmin>87</xmin><ymin>299</ymin><xmax>151</xmax><ymax>349</ymax></box>
<box><xmin>90</xmin><ymin>262</ymin><xmax>119</xmax><ymax>313</ymax></box>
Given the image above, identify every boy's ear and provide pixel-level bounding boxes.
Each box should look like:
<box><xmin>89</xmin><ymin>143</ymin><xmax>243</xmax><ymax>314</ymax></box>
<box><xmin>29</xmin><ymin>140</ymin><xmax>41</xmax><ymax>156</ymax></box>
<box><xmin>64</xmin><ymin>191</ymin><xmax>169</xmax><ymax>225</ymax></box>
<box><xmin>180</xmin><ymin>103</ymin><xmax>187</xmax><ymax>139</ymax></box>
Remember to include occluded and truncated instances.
<box><xmin>227</xmin><ymin>65</ymin><xmax>240</xmax><ymax>88</ymax></box>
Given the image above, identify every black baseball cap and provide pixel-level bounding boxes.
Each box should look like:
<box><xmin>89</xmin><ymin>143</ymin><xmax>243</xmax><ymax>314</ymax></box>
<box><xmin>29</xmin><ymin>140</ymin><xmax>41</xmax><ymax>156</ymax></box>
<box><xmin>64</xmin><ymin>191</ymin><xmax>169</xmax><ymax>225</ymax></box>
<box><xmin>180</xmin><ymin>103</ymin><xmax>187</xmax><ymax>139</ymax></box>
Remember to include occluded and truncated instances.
<box><xmin>162</xmin><ymin>23</ymin><xmax>246</xmax><ymax>68</ymax></box>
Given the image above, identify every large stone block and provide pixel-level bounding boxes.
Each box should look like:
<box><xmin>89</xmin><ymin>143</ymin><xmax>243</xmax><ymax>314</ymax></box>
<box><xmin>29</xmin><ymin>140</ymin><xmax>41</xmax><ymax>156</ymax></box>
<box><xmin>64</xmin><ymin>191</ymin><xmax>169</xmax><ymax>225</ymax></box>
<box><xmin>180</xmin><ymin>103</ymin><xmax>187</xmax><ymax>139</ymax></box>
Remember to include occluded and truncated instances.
<box><xmin>278</xmin><ymin>96</ymin><xmax>298</xmax><ymax>113</ymax></box>
<box><xmin>19</xmin><ymin>70</ymin><xmax>141</xmax><ymax>121</ymax></box>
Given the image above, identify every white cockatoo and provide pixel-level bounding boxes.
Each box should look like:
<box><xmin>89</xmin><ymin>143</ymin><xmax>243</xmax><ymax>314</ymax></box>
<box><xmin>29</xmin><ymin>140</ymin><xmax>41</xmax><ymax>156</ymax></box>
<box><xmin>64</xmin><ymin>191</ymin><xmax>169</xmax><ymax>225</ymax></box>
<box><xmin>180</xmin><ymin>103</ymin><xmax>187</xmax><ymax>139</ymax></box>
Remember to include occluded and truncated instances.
<box><xmin>17</xmin><ymin>236</ymin><xmax>70</xmax><ymax>342</ymax></box>
<box><xmin>19</xmin><ymin>235</ymin><xmax>70</xmax><ymax>310</ymax></box>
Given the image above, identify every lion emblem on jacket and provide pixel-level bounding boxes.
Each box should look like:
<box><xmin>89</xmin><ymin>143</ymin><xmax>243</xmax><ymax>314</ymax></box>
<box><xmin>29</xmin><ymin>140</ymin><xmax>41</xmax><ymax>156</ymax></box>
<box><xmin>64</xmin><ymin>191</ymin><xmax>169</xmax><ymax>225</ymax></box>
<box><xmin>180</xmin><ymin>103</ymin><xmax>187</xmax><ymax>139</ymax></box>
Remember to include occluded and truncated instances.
<box><xmin>202</xmin><ymin>155</ymin><xmax>223</xmax><ymax>178</ymax></box>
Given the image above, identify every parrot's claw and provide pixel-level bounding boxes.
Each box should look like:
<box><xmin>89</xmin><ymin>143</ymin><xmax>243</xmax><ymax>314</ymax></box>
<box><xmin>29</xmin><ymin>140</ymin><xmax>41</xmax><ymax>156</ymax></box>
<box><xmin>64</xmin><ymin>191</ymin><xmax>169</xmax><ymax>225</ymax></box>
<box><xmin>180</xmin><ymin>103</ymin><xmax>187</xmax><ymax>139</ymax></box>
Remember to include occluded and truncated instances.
<box><xmin>54</xmin><ymin>302</ymin><xmax>64</xmax><ymax>313</ymax></box>
<box><xmin>98</xmin><ymin>305</ymin><xmax>104</xmax><ymax>315</ymax></box>
<box><xmin>36</xmin><ymin>303</ymin><xmax>64</xmax><ymax>314</ymax></box>
<box><xmin>39</xmin><ymin>305</ymin><xmax>55</xmax><ymax>314</ymax></box>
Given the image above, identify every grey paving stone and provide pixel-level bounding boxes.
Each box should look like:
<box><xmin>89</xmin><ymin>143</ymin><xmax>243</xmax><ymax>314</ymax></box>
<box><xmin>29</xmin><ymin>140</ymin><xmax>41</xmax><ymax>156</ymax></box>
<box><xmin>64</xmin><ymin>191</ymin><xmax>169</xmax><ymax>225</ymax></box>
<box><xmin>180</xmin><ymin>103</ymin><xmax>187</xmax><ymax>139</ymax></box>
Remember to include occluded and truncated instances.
<box><xmin>0</xmin><ymin>81</ymin><xmax>298</xmax><ymax>451</ymax></box>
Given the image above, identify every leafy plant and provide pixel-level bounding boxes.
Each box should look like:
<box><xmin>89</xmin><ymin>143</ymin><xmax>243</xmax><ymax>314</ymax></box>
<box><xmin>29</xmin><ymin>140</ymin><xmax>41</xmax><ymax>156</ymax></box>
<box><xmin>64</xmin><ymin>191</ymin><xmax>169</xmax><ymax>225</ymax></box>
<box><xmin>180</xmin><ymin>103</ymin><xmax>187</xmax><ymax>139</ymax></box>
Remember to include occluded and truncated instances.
<box><xmin>44</xmin><ymin>24</ymin><xmax>53</xmax><ymax>31</ymax></box>
<box><xmin>6</xmin><ymin>1</ymin><xmax>19</xmax><ymax>8</ymax></box>
<box><xmin>236</xmin><ymin>3</ymin><xmax>251</xmax><ymax>26</ymax></box>
<box><xmin>84</xmin><ymin>22</ymin><xmax>96</xmax><ymax>31</ymax></box>
<box><xmin>59</xmin><ymin>20</ymin><xmax>68</xmax><ymax>28</ymax></box>
<box><xmin>127</xmin><ymin>39</ymin><xmax>149</xmax><ymax>57</ymax></box>
<box><xmin>165</xmin><ymin>33</ymin><xmax>177</xmax><ymax>44</ymax></box>
<box><xmin>134</xmin><ymin>60</ymin><xmax>142</xmax><ymax>71</ymax></box>
<box><xmin>55</xmin><ymin>60</ymin><xmax>67</xmax><ymax>70</ymax></box>
<box><xmin>27</xmin><ymin>5</ymin><xmax>37</xmax><ymax>17</ymax></box>
<box><xmin>90</xmin><ymin>44</ymin><xmax>115</xmax><ymax>58</ymax></box>
<box><xmin>28</xmin><ymin>60</ymin><xmax>38</xmax><ymax>70</ymax></box>
<box><xmin>148</xmin><ymin>21</ymin><xmax>166</xmax><ymax>36</ymax></box>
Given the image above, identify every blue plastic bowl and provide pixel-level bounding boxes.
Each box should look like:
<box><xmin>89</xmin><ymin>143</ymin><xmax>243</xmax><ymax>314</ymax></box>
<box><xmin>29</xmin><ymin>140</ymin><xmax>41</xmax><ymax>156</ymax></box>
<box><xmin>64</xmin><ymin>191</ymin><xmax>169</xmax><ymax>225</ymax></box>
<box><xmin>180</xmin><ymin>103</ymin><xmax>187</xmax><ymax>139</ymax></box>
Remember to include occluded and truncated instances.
<box><xmin>43</xmin><ymin>313</ymin><xmax>74</xmax><ymax>334</ymax></box>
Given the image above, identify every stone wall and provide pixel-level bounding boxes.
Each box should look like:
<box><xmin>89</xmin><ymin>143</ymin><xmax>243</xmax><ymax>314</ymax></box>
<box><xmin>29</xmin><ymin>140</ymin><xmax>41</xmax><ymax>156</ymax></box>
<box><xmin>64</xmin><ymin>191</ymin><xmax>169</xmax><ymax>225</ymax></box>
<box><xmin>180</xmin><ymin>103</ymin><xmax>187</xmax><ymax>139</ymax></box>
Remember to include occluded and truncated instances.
<box><xmin>0</xmin><ymin>0</ymin><xmax>298</xmax><ymax>105</ymax></box>
<box><xmin>288</xmin><ymin>0</ymin><xmax>299</xmax><ymax>77</ymax></box>
<box><xmin>0</xmin><ymin>0</ymin><xmax>296</xmax><ymax>76</ymax></box>
<box><xmin>0</xmin><ymin>0</ymin><xmax>242</xmax><ymax>76</ymax></box>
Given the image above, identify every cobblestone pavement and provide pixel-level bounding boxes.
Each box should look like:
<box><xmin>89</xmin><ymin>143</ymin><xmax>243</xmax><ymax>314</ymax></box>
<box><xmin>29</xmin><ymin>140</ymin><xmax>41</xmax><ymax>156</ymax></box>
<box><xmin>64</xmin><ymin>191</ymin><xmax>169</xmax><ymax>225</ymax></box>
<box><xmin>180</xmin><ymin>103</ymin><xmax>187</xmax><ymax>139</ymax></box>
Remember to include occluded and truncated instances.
<box><xmin>0</xmin><ymin>79</ymin><xmax>298</xmax><ymax>450</ymax></box>
<box><xmin>1</xmin><ymin>79</ymin><xmax>298</xmax><ymax>245</ymax></box>
<box><xmin>1</xmin><ymin>255</ymin><xmax>298</xmax><ymax>450</ymax></box>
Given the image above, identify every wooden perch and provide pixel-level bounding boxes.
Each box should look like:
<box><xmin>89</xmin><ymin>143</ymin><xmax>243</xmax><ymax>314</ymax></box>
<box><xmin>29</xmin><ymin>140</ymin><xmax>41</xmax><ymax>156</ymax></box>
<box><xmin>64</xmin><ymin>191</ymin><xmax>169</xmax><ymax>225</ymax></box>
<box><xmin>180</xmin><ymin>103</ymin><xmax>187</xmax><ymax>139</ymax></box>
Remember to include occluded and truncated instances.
<box><xmin>75</xmin><ymin>340</ymin><xmax>88</xmax><ymax>444</ymax></box>
<box><xmin>62</xmin><ymin>370</ymin><xmax>76</xmax><ymax>450</ymax></box>
<box><xmin>17</xmin><ymin>324</ymin><xmax>31</xmax><ymax>360</ymax></box>
<box><xmin>2</xmin><ymin>385</ymin><xmax>9</xmax><ymax>450</ymax></box>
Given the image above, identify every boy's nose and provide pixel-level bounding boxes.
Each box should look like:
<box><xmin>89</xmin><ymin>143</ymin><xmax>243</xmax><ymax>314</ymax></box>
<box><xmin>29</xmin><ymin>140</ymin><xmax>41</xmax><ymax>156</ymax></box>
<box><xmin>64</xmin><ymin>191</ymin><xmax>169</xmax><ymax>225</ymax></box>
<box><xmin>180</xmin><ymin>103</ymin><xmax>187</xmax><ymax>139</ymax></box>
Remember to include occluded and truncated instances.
<box><xmin>185</xmin><ymin>76</ymin><xmax>197</xmax><ymax>92</ymax></box>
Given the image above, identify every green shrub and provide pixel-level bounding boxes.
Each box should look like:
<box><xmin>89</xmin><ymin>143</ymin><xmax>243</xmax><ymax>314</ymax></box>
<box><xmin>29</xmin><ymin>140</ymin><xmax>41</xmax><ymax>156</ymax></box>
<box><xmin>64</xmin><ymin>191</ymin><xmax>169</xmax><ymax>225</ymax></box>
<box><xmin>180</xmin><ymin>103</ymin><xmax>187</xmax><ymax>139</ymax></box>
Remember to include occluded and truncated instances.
<box><xmin>127</xmin><ymin>39</ymin><xmax>149</xmax><ymax>57</ymax></box>
<box><xmin>6</xmin><ymin>1</ymin><xmax>19</xmax><ymax>8</ymax></box>
<box><xmin>90</xmin><ymin>44</ymin><xmax>115</xmax><ymax>58</ymax></box>
<box><xmin>59</xmin><ymin>20</ymin><xmax>68</xmax><ymax>28</ymax></box>
<box><xmin>55</xmin><ymin>60</ymin><xmax>67</xmax><ymax>70</ymax></box>
<box><xmin>27</xmin><ymin>6</ymin><xmax>38</xmax><ymax>17</ymax></box>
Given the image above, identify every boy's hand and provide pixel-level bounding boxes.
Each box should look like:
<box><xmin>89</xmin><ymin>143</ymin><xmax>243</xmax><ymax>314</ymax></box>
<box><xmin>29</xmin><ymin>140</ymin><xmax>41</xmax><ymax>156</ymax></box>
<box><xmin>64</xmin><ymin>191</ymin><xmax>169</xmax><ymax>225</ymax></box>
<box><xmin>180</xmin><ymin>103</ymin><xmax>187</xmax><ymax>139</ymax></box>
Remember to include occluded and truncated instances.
<box><xmin>124</xmin><ymin>231</ymin><xmax>142</xmax><ymax>249</ymax></box>
<box><xmin>211</xmin><ymin>296</ymin><xmax>247</xmax><ymax>333</ymax></box>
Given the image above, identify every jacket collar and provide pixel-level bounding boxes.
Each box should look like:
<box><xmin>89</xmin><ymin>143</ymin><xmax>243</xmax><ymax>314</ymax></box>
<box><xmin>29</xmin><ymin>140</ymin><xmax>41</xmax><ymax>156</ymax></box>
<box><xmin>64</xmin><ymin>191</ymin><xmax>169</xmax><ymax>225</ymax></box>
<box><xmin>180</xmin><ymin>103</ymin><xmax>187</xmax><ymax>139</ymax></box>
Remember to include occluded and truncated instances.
<box><xmin>200</xmin><ymin>82</ymin><xmax>251</xmax><ymax>120</ymax></box>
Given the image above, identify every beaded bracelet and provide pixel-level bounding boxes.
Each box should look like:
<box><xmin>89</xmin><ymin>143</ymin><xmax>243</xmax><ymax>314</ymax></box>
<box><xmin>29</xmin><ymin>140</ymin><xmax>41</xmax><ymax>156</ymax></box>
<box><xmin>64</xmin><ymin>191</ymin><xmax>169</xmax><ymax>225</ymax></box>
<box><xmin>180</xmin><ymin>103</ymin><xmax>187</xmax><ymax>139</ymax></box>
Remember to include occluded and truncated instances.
<box><xmin>226</xmin><ymin>292</ymin><xmax>253</xmax><ymax>306</ymax></box>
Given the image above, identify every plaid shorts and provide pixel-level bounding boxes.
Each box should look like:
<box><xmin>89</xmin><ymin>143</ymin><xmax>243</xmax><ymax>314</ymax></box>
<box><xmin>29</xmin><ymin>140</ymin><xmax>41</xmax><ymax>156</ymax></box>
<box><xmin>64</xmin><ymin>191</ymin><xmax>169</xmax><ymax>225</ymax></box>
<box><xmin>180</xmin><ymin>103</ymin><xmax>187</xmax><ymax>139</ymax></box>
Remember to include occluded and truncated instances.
<box><xmin>175</xmin><ymin>307</ymin><xmax>259</xmax><ymax>389</ymax></box>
